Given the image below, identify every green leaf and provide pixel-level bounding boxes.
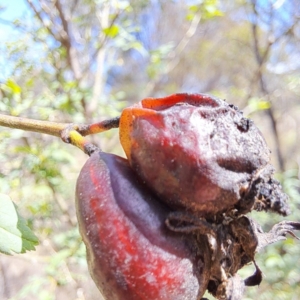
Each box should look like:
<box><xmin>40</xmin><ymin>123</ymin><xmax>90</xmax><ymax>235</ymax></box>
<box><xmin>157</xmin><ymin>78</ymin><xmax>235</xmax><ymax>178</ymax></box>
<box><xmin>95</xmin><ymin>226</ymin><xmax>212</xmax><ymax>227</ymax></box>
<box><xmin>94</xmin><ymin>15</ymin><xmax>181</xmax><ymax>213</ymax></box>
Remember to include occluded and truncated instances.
<box><xmin>103</xmin><ymin>25</ymin><xmax>120</xmax><ymax>38</ymax></box>
<box><xmin>0</xmin><ymin>194</ymin><xmax>39</xmax><ymax>255</ymax></box>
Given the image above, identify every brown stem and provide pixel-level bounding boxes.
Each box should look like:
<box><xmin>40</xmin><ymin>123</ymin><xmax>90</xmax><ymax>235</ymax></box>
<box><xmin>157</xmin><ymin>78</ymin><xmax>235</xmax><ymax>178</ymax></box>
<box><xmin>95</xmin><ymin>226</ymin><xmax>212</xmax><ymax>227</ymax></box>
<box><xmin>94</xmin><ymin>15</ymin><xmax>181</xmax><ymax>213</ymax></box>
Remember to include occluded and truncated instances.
<box><xmin>0</xmin><ymin>114</ymin><xmax>67</xmax><ymax>137</ymax></box>
<box><xmin>0</xmin><ymin>113</ymin><xmax>120</xmax><ymax>156</ymax></box>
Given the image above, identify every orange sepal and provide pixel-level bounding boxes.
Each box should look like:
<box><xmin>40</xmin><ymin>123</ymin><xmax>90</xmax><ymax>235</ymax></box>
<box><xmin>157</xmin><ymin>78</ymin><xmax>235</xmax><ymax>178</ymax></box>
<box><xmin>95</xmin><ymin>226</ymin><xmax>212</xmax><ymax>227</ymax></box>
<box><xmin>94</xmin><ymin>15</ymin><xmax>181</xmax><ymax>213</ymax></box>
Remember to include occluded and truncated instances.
<box><xmin>119</xmin><ymin>106</ymin><xmax>157</xmax><ymax>160</ymax></box>
<box><xmin>141</xmin><ymin>93</ymin><xmax>220</xmax><ymax>111</ymax></box>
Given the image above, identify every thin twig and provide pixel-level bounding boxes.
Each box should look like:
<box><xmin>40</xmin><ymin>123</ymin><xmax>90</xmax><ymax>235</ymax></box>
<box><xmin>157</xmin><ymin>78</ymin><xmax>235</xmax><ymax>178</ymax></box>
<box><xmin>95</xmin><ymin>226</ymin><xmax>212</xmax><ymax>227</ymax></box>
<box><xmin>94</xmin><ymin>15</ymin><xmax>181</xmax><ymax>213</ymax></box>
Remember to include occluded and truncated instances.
<box><xmin>26</xmin><ymin>0</ymin><xmax>58</xmax><ymax>40</ymax></box>
<box><xmin>26</xmin><ymin>0</ymin><xmax>82</xmax><ymax>80</ymax></box>
<box><xmin>248</xmin><ymin>0</ymin><xmax>285</xmax><ymax>171</ymax></box>
<box><xmin>80</xmin><ymin>10</ymin><xmax>121</xmax><ymax>79</ymax></box>
<box><xmin>0</xmin><ymin>113</ymin><xmax>120</xmax><ymax>137</ymax></box>
<box><xmin>0</xmin><ymin>113</ymin><xmax>118</xmax><ymax>156</ymax></box>
<box><xmin>144</xmin><ymin>12</ymin><xmax>201</xmax><ymax>96</ymax></box>
<box><xmin>70</xmin><ymin>0</ymin><xmax>80</xmax><ymax>15</ymax></box>
<box><xmin>0</xmin><ymin>114</ymin><xmax>67</xmax><ymax>137</ymax></box>
<box><xmin>165</xmin><ymin>13</ymin><xmax>202</xmax><ymax>71</ymax></box>
<box><xmin>54</xmin><ymin>0</ymin><xmax>82</xmax><ymax>80</ymax></box>
<box><xmin>55</xmin><ymin>0</ymin><xmax>70</xmax><ymax>41</ymax></box>
<box><xmin>49</xmin><ymin>183</ymin><xmax>77</xmax><ymax>227</ymax></box>
<box><xmin>86</xmin><ymin>2</ymin><xmax>110</xmax><ymax>120</ymax></box>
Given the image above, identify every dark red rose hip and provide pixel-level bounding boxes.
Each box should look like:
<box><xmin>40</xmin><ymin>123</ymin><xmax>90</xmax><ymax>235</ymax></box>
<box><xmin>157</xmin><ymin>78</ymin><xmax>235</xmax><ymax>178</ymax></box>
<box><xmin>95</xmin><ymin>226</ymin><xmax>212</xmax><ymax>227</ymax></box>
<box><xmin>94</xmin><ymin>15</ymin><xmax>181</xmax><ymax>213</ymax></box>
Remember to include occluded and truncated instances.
<box><xmin>76</xmin><ymin>152</ymin><xmax>210</xmax><ymax>300</ymax></box>
<box><xmin>119</xmin><ymin>93</ymin><xmax>289</xmax><ymax>218</ymax></box>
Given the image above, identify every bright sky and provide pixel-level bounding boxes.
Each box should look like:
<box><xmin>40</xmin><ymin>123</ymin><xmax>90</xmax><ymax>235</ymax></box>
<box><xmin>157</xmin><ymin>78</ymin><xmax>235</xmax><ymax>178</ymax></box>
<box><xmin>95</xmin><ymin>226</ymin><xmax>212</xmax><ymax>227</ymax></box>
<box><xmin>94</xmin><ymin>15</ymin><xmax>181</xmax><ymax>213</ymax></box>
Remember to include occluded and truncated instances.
<box><xmin>0</xmin><ymin>0</ymin><xmax>28</xmax><ymax>38</ymax></box>
<box><xmin>0</xmin><ymin>0</ymin><xmax>30</xmax><ymax>81</ymax></box>
<box><xmin>1</xmin><ymin>0</ymin><xmax>27</xmax><ymax>18</ymax></box>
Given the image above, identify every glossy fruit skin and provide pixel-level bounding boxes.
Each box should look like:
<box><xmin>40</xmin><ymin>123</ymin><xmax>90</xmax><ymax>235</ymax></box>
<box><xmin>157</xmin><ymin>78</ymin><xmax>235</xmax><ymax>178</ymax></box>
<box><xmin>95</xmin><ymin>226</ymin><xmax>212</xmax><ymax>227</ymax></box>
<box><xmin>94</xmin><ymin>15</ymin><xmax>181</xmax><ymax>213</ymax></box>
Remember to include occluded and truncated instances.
<box><xmin>76</xmin><ymin>151</ymin><xmax>210</xmax><ymax>300</ymax></box>
<box><xmin>119</xmin><ymin>93</ymin><xmax>279</xmax><ymax>218</ymax></box>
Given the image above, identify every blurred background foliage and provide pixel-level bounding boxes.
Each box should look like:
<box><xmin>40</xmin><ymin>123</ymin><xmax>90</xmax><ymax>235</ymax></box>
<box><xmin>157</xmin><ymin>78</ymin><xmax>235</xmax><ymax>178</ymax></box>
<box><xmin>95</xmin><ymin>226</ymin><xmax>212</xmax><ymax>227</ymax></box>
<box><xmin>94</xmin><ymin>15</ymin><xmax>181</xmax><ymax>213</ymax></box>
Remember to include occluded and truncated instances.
<box><xmin>0</xmin><ymin>0</ymin><xmax>299</xmax><ymax>299</ymax></box>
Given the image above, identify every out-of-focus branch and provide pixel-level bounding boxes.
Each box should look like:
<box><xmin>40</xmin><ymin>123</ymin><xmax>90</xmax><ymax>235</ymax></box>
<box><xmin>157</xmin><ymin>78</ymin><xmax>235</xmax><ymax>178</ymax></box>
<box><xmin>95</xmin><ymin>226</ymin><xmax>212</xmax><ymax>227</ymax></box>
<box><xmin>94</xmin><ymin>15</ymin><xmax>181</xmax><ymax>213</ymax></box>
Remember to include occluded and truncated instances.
<box><xmin>54</xmin><ymin>0</ymin><xmax>82</xmax><ymax>80</ymax></box>
<box><xmin>144</xmin><ymin>12</ymin><xmax>201</xmax><ymax>96</ymax></box>
<box><xmin>55</xmin><ymin>0</ymin><xmax>69</xmax><ymax>39</ymax></box>
<box><xmin>245</xmin><ymin>18</ymin><xmax>296</xmax><ymax>105</ymax></box>
<box><xmin>26</xmin><ymin>0</ymin><xmax>57</xmax><ymax>39</ymax></box>
<box><xmin>26</xmin><ymin>0</ymin><xmax>82</xmax><ymax>80</ymax></box>
<box><xmin>85</xmin><ymin>3</ymin><xmax>110</xmax><ymax>120</ymax></box>
<box><xmin>70</xmin><ymin>0</ymin><xmax>80</xmax><ymax>14</ymax></box>
<box><xmin>82</xmin><ymin>4</ymin><xmax>122</xmax><ymax>123</ymax></box>
<box><xmin>249</xmin><ymin>0</ymin><xmax>285</xmax><ymax>171</ymax></box>
<box><xmin>26</xmin><ymin>0</ymin><xmax>121</xmax><ymax>86</ymax></box>
<box><xmin>80</xmin><ymin>9</ymin><xmax>121</xmax><ymax>79</ymax></box>
<box><xmin>0</xmin><ymin>260</ymin><xmax>10</xmax><ymax>299</ymax></box>
<box><xmin>48</xmin><ymin>183</ymin><xmax>77</xmax><ymax>227</ymax></box>
<box><xmin>166</xmin><ymin>13</ymin><xmax>202</xmax><ymax>72</ymax></box>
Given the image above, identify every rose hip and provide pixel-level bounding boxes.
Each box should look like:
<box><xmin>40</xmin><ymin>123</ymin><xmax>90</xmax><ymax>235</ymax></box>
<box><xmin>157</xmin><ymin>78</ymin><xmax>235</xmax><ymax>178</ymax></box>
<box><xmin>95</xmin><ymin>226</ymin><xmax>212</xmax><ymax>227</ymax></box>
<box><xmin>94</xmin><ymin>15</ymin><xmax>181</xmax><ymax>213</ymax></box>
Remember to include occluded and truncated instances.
<box><xmin>76</xmin><ymin>151</ymin><xmax>210</xmax><ymax>300</ymax></box>
<box><xmin>119</xmin><ymin>93</ymin><xmax>289</xmax><ymax>218</ymax></box>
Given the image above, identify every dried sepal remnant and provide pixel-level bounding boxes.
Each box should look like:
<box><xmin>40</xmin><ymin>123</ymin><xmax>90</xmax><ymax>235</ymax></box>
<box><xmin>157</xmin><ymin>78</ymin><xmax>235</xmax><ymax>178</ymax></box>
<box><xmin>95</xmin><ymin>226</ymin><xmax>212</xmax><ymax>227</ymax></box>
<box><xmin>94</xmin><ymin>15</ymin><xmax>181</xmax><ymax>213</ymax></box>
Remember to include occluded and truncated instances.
<box><xmin>165</xmin><ymin>212</ymin><xmax>300</xmax><ymax>300</ymax></box>
<box><xmin>249</xmin><ymin>164</ymin><xmax>290</xmax><ymax>215</ymax></box>
<box><xmin>119</xmin><ymin>93</ymin><xmax>289</xmax><ymax>219</ymax></box>
<box><xmin>76</xmin><ymin>152</ymin><xmax>211</xmax><ymax>300</ymax></box>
